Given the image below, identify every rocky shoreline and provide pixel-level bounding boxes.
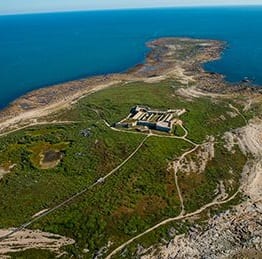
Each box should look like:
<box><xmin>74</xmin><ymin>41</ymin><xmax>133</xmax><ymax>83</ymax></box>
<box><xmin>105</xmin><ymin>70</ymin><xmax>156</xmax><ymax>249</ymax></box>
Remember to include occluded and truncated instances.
<box><xmin>0</xmin><ymin>37</ymin><xmax>261</xmax><ymax>258</ymax></box>
<box><xmin>1</xmin><ymin>37</ymin><xmax>260</xmax><ymax>134</ymax></box>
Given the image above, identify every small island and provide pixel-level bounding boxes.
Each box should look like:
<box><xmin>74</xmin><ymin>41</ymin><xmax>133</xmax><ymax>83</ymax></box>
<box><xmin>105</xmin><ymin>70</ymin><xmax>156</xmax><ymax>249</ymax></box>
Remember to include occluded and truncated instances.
<box><xmin>0</xmin><ymin>38</ymin><xmax>261</xmax><ymax>259</ymax></box>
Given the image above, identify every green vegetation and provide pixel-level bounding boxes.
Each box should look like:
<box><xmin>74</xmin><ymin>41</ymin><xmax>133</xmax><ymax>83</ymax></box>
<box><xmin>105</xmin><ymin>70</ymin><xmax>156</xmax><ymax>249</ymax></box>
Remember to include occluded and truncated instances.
<box><xmin>33</xmin><ymin>136</ymin><xmax>190</xmax><ymax>255</ymax></box>
<box><xmin>8</xmin><ymin>249</ymin><xmax>56</xmax><ymax>259</ymax></box>
<box><xmin>112</xmin><ymin>220</ymin><xmax>193</xmax><ymax>259</ymax></box>
<box><xmin>178</xmin><ymin>144</ymin><xmax>246</xmax><ymax>212</ymax></box>
<box><xmin>0</xmin><ymin>80</ymin><xmax>254</xmax><ymax>258</ymax></box>
<box><xmin>173</xmin><ymin>124</ymin><xmax>185</xmax><ymax>137</ymax></box>
<box><xmin>29</xmin><ymin>141</ymin><xmax>68</xmax><ymax>169</ymax></box>
<box><xmin>0</xmin><ymin>123</ymin><xmax>144</xmax><ymax>226</ymax></box>
<box><xmin>61</xmin><ymin>81</ymin><xmax>247</xmax><ymax>142</ymax></box>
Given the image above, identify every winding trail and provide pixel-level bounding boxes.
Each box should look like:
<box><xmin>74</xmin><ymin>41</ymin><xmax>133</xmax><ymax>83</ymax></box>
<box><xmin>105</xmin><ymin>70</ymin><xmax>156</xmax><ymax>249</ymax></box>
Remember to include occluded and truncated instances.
<box><xmin>229</xmin><ymin>104</ymin><xmax>248</xmax><ymax>125</ymax></box>
<box><xmin>0</xmin><ymin>116</ymin><xmax>189</xmax><ymax>242</ymax></box>
<box><xmin>105</xmin><ymin>103</ymin><xmax>249</xmax><ymax>259</ymax></box>
<box><xmin>102</xmin><ymin>119</ymin><xmax>219</xmax><ymax>259</ymax></box>
<box><xmin>173</xmin><ymin>144</ymin><xmax>199</xmax><ymax>216</ymax></box>
<box><xmin>171</xmin><ymin>121</ymin><xmax>199</xmax><ymax>216</ymax></box>
<box><xmin>105</xmin><ymin>121</ymin><xmax>198</xmax><ymax>146</ymax></box>
<box><xmin>105</xmin><ymin>190</ymin><xmax>240</xmax><ymax>259</ymax></box>
<box><xmin>104</xmin><ymin>120</ymin><xmax>200</xmax><ymax>218</ymax></box>
<box><xmin>178</xmin><ymin>121</ymin><xmax>189</xmax><ymax>139</ymax></box>
<box><xmin>0</xmin><ymin>105</ymin><xmax>239</xmax><ymax>252</ymax></box>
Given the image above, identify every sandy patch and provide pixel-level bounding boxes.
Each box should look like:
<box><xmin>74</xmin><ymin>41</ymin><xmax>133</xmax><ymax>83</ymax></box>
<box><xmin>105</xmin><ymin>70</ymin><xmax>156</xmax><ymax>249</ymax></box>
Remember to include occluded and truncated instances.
<box><xmin>0</xmin><ymin>168</ymin><xmax>9</xmax><ymax>180</ymax></box>
<box><xmin>166</xmin><ymin>66</ymin><xmax>195</xmax><ymax>85</ymax></box>
<box><xmin>0</xmin><ymin>164</ymin><xmax>16</xmax><ymax>180</ymax></box>
<box><xmin>0</xmin><ymin>80</ymin><xmax>120</xmax><ymax>135</ymax></box>
<box><xmin>176</xmin><ymin>86</ymin><xmax>225</xmax><ymax>99</ymax></box>
<box><xmin>242</xmin><ymin>160</ymin><xmax>262</xmax><ymax>200</ymax></box>
<box><xmin>39</xmin><ymin>150</ymin><xmax>63</xmax><ymax>169</ymax></box>
<box><xmin>0</xmin><ymin>228</ymin><xmax>75</xmax><ymax>255</ymax></box>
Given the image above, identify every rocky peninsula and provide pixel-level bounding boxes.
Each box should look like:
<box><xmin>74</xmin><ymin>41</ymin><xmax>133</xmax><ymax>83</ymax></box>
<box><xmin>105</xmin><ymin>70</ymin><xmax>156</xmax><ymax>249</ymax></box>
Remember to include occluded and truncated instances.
<box><xmin>1</xmin><ymin>37</ymin><xmax>259</xmax><ymax>134</ymax></box>
<box><xmin>0</xmin><ymin>38</ymin><xmax>261</xmax><ymax>258</ymax></box>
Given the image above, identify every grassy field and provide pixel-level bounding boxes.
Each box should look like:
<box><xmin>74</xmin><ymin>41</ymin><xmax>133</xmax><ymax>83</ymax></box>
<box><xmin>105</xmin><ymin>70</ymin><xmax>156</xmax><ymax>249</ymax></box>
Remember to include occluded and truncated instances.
<box><xmin>0</xmin><ymin>80</ymin><xmax>253</xmax><ymax>258</ymax></box>
<box><xmin>58</xmin><ymin>81</ymin><xmax>248</xmax><ymax>142</ymax></box>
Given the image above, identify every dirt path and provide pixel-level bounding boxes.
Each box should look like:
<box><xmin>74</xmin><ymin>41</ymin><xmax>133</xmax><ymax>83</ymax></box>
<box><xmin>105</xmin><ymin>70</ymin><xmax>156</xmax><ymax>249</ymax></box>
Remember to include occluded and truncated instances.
<box><xmin>106</xmin><ymin>122</ymin><xmax>198</xmax><ymax>146</ymax></box>
<box><xmin>0</xmin><ymin>135</ymin><xmax>149</xmax><ymax>243</ymax></box>
<box><xmin>105</xmin><ymin>110</ymin><xmax>261</xmax><ymax>259</ymax></box>
<box><xmin>0</xmin><ymin>80</ymin><xmax>121</xmax><ymax>134</ymax></box>
<box><xmin>173</xmin><ymin>144</ymin><xmax>199</xmax><ymax>216</ymax></box>
<box><xmin>105</xmin><ymin>190</ymin><xmax>239</xmax><ymax>259</ymax></box>
<box><xmin>179</xmin><ymin>123</ymin><xmax>189</xmax><ymax>139</ymax></box>
<box><xmin>105</xmin><ymin>120</ymin><xmax>201</xmax><ymax>218</ymax></box>
<box><xmin>229</xmin><ymin>104</ymin><xmax>248</xmax><ymax>125</ymax></box>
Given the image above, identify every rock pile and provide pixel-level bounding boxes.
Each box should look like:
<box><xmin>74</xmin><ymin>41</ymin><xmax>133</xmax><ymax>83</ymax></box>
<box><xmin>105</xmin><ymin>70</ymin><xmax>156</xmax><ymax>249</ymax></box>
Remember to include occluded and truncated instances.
<box><xmin>142</xmin><ymin>201</ymin><xmax>262</xmax><ymax>259</ymax></box>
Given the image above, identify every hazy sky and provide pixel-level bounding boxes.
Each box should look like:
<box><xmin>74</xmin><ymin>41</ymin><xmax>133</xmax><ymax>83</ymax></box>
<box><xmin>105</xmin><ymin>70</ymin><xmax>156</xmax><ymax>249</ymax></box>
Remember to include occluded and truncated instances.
<box><xmin>1</xmin><ymin>0</ymin><xmax>262</xmax><ymax>15</ymax></box>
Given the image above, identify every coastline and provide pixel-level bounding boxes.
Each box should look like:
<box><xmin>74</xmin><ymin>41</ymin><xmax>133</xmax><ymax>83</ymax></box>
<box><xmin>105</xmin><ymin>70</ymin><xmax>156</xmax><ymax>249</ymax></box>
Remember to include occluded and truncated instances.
<box><xmin>0</xmin><ymin>37</ymin><xmax>262</xmax><ymax>258</ymax></box>
<box><xmin>0</xmin><ymin>37</ymin><xmax>261</xmax><ymax>134</ymax></box>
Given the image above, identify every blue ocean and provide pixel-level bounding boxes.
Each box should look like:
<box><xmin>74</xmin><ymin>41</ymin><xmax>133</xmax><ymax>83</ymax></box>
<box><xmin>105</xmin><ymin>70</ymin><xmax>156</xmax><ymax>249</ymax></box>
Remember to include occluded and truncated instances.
<box><xmin>0</xmin><ymin>6</ymin><xmax>262</xmax><ymax>108</ymax></box>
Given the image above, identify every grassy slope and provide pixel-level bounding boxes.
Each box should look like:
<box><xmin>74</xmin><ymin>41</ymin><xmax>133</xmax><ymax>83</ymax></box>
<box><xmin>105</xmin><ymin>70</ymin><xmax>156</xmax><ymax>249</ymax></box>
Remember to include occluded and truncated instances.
<box><xmin>0</xmin><ymin>81</ymin><xmax>252</xmax><ymax>258</ymax></box>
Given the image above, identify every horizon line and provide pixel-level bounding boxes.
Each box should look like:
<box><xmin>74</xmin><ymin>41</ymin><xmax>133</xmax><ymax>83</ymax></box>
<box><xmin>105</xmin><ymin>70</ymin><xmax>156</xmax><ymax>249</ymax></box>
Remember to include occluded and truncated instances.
<box><xmin>1</xmin><ymin>4</ymin><xmax>262</xmax><ymax>16</ymax></box>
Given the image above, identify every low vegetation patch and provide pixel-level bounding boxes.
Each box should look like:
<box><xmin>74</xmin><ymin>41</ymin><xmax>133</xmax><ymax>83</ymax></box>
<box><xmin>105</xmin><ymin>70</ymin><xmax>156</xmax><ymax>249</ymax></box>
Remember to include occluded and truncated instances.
<box><xmin>178</xmin><ymin>144</ymin><xmax>246</xmax><ymax>212</ymax></box>
<box><xmin>0</xmin><ymin>80</ymin><xmax>255</xmax><ymax>258</ymax></box>
<box><xmin>29</xmin><ymin>142</ymin><xmax>68</xmax><ymax>169</ymax></box>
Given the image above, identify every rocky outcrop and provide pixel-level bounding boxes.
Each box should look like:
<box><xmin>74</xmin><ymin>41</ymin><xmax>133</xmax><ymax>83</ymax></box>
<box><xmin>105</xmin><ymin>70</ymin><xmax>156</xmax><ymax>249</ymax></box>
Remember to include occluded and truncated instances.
<box><xmin>0</xmin><ymin>228</ymin><xmax>75</xmax><ymax>256</ymax></box>
<box><xmin>0</xmin><ymin>38</ymin><xmax>223</xmax><ymax>134</ymax></box>
<box><xmin>142</xmin><ymin>119</ymin><xmax>262</xmax><ymax>259</ymax></box>
<box><xmin>142</xmin><ymin>200</ymin><xmax>262</xmax><ymax>259</ymax></box>
<box><xmin>177</xmin><ymin>137</ymin><xmax>215</xmax><ymax>174</ymax></box>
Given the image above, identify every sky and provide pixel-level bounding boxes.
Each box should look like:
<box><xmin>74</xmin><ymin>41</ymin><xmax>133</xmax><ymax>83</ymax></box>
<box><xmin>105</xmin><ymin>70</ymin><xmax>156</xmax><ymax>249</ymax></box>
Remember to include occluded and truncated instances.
<box><xmin>0</xmin><ymin>0</ymin><xmax>262</xmax><ymax>15</ymax></box>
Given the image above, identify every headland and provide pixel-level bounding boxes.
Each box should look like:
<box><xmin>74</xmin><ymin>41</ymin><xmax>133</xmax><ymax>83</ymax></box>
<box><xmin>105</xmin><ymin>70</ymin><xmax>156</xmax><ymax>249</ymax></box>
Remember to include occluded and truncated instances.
<box><xmin>1</xmin><ymin>37</ymin><xmax>260</xmax><ymax>135</ymax></box>
<box><xmin>0</xmin><ymin>38</ymin><xmax>261</xmax><ymax>258</ymax></box>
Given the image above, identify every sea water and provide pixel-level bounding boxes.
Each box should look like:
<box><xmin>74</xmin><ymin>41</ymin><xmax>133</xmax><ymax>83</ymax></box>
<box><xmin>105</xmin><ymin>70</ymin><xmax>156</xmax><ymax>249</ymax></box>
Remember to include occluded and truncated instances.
<box><xmin>0</xmin><ymin>6</ymin><xmax>262</xmax><ymax>108</ymax></box>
